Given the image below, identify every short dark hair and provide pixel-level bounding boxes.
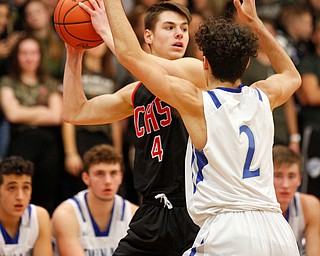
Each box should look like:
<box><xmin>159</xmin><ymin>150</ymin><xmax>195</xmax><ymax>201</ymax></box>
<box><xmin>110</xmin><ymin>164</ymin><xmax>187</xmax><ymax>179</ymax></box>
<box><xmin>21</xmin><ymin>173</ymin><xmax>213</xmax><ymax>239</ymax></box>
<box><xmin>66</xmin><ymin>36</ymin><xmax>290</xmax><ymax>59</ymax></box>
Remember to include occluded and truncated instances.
<box><xmin>272</xmin><ymin>145</ymin><xmax>302</xmax><ymax>173</ymax></box>
<box><xmin>195</xmin><ymin>17</ymin><xmax>258</xmax><ymax>84</ymax></box>
<box><xmin>0</xmin><ymin>156</ymin><xmax>34</xmax><ymax>184</ymax></box>
<box><xmin>83</xmin><ymin>144</ymin><xmax>123</xmax><ymax>173</ymax></box>
<box><xmin>145</xmin><ymin>1</ymin><xmax>192</xmax><ymax>31</ymax></box>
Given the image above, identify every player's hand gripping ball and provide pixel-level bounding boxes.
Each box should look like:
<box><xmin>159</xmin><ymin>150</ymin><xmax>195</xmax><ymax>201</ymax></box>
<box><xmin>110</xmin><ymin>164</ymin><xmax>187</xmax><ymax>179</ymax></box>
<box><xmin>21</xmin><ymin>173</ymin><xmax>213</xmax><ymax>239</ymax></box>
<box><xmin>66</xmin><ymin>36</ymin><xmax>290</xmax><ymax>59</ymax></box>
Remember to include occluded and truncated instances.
<box><xmin>54</xmin><ymin>0</ymin><xmax>104</xmax><ymax>49</ymax></box>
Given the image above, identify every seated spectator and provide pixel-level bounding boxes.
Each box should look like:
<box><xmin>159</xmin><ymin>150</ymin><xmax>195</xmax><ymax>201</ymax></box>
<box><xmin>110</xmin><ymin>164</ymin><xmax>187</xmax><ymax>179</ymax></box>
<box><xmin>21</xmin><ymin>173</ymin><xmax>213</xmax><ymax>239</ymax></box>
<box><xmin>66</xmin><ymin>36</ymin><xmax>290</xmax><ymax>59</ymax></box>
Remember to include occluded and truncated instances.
<box><xmin>0</xmin><ymin>155</ymin><xmax>52</xmax><ymax>256</ymax></box>
<box><xmin>273</xmin><ymin>145</ymin><xmax>320</xmax><ymax>256</ymax></box>
<box><xmin>51</xmin><ymin>144</ymin><xmax>138</xmax><ymax>256</ymax></box>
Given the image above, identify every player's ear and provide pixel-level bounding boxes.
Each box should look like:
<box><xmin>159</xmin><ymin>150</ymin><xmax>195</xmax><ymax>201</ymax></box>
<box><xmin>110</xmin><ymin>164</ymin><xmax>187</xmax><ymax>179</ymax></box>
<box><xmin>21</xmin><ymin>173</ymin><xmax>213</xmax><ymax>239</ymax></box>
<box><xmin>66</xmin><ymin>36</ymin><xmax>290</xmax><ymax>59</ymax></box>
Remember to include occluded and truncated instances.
<box><xmin>144</xmin><ymin>29</ymin><xmax>153</xmax><ymax>45</ymax></box>
<box><xmin>203</xmin><ymin>56</ymin><xmax>209</xmax><ymax>70</ymax></box>
<box><xmin>81</xmin><ymin>171</ymin><xmax>89</xmax><ymax>186</ymax></box>
<box><xmin>246</xmin><ymin>58</ymin><xmax>250</xmax><ymax>69</ymax></box>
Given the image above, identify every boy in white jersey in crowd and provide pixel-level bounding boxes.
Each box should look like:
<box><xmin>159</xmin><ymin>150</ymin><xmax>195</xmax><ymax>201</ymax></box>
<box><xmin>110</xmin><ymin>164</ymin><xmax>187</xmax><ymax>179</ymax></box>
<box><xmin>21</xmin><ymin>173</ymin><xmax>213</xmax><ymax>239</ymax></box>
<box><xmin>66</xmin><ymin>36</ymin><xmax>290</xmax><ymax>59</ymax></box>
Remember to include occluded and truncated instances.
<box><xmin>51</xmin><ymin>144</ymin><xmax>138</xmax><ymax>256</ymax></box>
<box><xmin>0</xmin><ymin>155</ymin><xmax>52</xmax><ymax>256</ymax></box>
<box><xmin>273</xmin><ymin>145</ymin><xmax>320</xmax><ymax>256</ymax></box>
<box><xmin>98</xmin><ymin>0</ymin><xmax>302</xmax><ymax>254</ymax></box>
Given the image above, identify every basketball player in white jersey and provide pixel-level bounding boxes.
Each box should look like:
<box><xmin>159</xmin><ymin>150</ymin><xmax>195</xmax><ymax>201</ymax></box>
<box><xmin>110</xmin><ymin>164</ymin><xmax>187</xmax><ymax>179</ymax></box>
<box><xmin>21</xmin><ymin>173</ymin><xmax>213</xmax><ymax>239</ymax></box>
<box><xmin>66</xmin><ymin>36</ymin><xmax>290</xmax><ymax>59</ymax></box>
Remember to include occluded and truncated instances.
<box><xmin>51</xmin><ymin>144</ymin><xmax>138</xmax><ymax>256</ymax></box>
<box><xmin>97</xmin><ymin>0</ymin><xmax>303</xmax><ymax>254</ymax></box>
<box><xmin>0</xmin><ymin>155</ymin><xmax>52</xmax><ymax>256</ymax></box>
<box><xmin>273</xmin><ymin>145</ymin><xmax>320</xmax><ymax>256</ymax></box>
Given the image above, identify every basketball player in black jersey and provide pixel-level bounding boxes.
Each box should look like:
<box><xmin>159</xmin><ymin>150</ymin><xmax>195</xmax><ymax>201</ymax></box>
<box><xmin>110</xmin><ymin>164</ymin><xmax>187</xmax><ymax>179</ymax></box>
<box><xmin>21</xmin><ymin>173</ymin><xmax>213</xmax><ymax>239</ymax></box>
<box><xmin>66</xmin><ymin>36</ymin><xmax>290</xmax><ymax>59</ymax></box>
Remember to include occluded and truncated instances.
<box><xmin>63</xmin><ymin>1</ymin><xmax>201</xmax><ymax>255</ymax></box>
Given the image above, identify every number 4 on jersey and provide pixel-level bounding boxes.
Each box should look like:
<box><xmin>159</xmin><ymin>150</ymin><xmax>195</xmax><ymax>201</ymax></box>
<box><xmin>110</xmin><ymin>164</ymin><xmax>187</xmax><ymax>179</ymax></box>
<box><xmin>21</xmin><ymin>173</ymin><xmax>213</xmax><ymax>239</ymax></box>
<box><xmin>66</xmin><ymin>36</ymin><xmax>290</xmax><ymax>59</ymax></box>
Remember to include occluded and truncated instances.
<box><xmin>151</xmin><ymin>135</ymin><xmax>164</xmax><ymax>162</ymax></box>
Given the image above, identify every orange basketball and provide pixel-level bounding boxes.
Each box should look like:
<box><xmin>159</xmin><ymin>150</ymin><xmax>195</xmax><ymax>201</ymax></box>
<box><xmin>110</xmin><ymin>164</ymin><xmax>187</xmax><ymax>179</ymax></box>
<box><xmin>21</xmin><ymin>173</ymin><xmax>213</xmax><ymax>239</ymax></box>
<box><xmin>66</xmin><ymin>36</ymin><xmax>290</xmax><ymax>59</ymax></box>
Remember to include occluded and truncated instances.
<box><xmin>54</xmin><ymin>0</ymin><xmax>104</xmax><ymax>49</ymax></box>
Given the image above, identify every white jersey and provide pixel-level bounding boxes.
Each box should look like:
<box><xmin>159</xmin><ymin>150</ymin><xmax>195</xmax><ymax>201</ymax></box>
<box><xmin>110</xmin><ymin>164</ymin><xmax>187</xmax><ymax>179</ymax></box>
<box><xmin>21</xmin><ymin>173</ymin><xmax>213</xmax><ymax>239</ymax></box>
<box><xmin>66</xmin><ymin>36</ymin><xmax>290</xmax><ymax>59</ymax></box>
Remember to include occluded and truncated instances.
<box><xmin>0</xmin><ymin>204</ymin><xmax>39</xmax><ymax>256</ymax></box>
<box><xmin>53</xmin><ymin>190</ymin><xmax>133</xmax><ymax>256</ymax></box>
<box><xmin>287</xmin><ymin>192</ymin><xmax>306</xmax><ymax>256</ymax></box>
<box><xmin>184</xmin><ymin>86</ymin><xmax>299</xmax><ymax>255</ymax></box>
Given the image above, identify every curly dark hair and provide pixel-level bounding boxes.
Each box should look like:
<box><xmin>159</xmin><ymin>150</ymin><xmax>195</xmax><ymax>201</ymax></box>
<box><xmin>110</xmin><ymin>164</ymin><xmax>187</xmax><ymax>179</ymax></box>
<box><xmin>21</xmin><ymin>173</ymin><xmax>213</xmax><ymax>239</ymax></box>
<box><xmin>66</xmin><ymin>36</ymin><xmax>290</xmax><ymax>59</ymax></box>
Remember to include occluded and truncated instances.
<box><xmin>195</xmin><ymin>17</ymin><xmax>258</xmax><ymax>84</ymax></box>
<box><xmin>0</xmin><ymin>156</ymin><xmax>34</xmax><ymax>184</ymax></box>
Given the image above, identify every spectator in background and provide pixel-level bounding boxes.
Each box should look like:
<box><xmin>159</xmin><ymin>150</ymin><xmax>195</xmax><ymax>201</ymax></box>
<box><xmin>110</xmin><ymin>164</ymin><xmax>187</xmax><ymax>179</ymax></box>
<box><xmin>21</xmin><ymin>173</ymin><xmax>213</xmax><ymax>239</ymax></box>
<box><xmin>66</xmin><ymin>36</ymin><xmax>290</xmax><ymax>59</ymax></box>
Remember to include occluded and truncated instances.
<box><xmin>61</xmin><ymin>43</ymin><xmax>121</xmax><ymax>201</ymax></box>
<box><xmin>0</xmin><ymin>0</ymin><xmax>24</xmax><ymax>77</ymax></box>
<box><xmin>276</xmin><ymin>4</ymin><xmax>313</xmax><ymax>66</ymax></box>
<box><xmin>297</xmin><ymin>19</ymin><xmax>320</xmax><ymax>199</ymax></box>
<box><xmin>0</xmin><ymin>156</ymin><xmax>52</xmax><ymax>256</ymax></box>
<box><xmin>307</xmin><ymin>0</ymin><xmax>320</xmax><ymax>20</ymax></box>
<box><xmin>0</xmin><ymin>36</ymin><xmax>63</xmax><ymax>215</ymax></box>
<box><xmin>41</xmin><ymin>0</ymin><xmax>59</xmax><ymax>17</ymax></box>
<box><xmin>185</xmin><ymin>10</ymin><xmax>204</xmax><ymax>60</ymax></box>
<box><xmin>21</xmin><ymin>0</ymin><xmax>65</xmax><ymax>81</ymax></box>
<box><xmin>0</xmin><ymin>0</ymin><xmax>24</xmax><ymax>161</ymax></box>
<box><xmin>7</xmin><ymin>0</ymin><xmax>28</xmax><ymax>31</ymax></box>
<box><xmin>51</xmin><ymin>144</ymin><xmax>138</xmax><ymax>256</ymax></box>
<box><xmin>242</xmin><ymin>17</ymin><xmax>301</xmax><ymax>153</ymax></box>
<box><xmin>273</xmin><ymin>145</ymin><xmax>320</xmax><ymax>256</ymax></box>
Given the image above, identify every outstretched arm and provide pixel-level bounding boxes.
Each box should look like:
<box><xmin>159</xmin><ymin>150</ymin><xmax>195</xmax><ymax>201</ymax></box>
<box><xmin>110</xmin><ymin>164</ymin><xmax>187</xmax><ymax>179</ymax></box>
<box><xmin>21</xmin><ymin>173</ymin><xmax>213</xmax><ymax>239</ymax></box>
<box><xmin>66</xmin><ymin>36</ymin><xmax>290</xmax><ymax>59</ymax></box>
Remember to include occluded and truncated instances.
<box><xmin>234</xmin><ymin>0</ymin><xmax>301</xmax><ymax>109</ymax></box>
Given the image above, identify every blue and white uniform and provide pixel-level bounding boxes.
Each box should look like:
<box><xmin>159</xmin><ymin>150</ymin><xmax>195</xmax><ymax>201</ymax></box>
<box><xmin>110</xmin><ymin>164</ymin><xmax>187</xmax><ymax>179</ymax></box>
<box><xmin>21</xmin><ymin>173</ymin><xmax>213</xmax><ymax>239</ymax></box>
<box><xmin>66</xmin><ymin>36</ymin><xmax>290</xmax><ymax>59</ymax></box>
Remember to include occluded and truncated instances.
<box><xmin>287</xmin><ymin>192</ymin><xmax>306</xmax><ymax>256</ymax></box>
<box><xmin>184</xmin><ymin>85</ymin><xmax>299</xmax><ymax>256</ymax></box>
<box><xmin>53</xmin><ymin>190</ymin><xmax>133</xmax><ymax>256</ymax></box>
<box><xmin>0</xmin><ymin>204</ymin><xmax>39</xmax><ymax>256</ymax></box>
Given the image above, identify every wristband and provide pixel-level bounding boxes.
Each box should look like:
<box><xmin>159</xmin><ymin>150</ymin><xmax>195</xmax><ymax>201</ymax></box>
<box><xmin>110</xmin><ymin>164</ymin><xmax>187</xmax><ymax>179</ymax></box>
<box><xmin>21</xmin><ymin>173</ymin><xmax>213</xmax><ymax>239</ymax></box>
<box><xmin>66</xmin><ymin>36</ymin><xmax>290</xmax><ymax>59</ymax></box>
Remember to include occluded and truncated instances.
<box><xmin>289</xmin><ymin>133</ymin><xmax>301</xmax><ymax>143</ymax></box>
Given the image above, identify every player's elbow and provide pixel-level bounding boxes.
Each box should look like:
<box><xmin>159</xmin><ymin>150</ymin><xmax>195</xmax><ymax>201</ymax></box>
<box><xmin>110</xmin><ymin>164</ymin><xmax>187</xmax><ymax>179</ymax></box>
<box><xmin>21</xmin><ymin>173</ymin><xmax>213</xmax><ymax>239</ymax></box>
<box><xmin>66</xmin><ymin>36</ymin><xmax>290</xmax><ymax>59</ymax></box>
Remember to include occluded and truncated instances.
<box><xmin>62</xmin><ymin>112</ymin><xmax>76</xmax><ymax>124</ymax></box>
<box><xmin>293</xmin><ymin>72</ymin><xmax>302</xmax><ymax>91</ymax></box>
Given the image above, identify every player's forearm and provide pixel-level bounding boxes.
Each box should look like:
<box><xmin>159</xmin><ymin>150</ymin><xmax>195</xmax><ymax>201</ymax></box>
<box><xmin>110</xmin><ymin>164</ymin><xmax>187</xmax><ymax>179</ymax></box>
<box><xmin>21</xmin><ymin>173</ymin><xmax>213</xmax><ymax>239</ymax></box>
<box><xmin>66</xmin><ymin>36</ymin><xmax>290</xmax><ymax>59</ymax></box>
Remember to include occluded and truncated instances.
<box><xmin>63</xmin><ymin>49</ymin><xmax>88</xmax><ymax>123</ymax></box>
<box><xmin>104</xmin><ymin>0</ymin><xmax>142</xmax><ymax>68</ymax></box>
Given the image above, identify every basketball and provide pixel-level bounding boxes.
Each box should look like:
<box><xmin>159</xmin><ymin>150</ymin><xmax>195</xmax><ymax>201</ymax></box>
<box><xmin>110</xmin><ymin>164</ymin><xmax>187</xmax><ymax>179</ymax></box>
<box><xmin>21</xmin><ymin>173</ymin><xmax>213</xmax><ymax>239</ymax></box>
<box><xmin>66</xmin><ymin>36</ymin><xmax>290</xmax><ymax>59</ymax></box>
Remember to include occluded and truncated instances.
<box><xmin>54</xmin><ymin>0</ymin><xmax>104</xmax><ymax>49</ymax></box>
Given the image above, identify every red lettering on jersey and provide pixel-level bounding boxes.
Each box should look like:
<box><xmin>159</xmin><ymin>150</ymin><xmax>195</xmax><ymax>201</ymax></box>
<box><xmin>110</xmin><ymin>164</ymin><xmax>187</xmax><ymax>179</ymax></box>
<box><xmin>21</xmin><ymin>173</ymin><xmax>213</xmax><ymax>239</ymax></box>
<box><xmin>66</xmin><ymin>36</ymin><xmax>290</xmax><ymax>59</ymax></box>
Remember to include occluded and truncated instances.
<box><xmin>144</xmin><ymin>102</ymin><xmax>160</xmax><ymax>134</ymax></box>
<box><xmin>134</xmin><ymin>98</ymin><xmax>173</xmax><ymax>137</ymax></box>
<box><xmin>154</xmin><ymin>98</ymin><xmax>171</xmax><ymax>127</ymax></box>
<box><xmin>134</xmin><ymin>106</ymin><xmax>145</xmax><ymax>138</ymax></box>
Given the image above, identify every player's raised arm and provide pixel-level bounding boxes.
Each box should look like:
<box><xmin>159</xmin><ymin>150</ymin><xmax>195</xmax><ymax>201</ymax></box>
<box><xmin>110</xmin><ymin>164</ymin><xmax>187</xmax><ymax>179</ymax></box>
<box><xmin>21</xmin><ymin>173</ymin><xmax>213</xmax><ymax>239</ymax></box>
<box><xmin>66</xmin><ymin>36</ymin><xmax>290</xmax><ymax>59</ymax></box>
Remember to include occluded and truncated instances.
<box><xmin>234</xmin><ymin>0</ymin><xmax>301</xmax><ymax>109</ymax></box>
<box><xmin>62</xmin><ymin>43</ymin><xmax>134</xmax><ymax>125</ymax></box>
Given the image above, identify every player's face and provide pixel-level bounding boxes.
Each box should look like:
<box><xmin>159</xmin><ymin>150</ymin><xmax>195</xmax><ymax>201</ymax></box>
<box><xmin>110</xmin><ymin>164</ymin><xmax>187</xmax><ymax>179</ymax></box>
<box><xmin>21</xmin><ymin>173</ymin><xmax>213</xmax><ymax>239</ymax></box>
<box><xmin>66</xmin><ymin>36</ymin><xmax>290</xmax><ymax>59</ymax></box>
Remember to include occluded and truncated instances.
<box><xmin>83</xmin><ymin>162</ymin><xmax>123</xmax><ymax>202</ymax></box>
<box><xmin>18</xmin><ymin>38</ymin><xmax>41</xmax><ymax>73</ymax></box>
<box><xmin>145</xmin><ymin>11</ymin><xmax>189</xmax><ymax>60</ymax></box>
<box><xmin>0</xmin><ymin>175</ymin><xmax>32</xmax><ymax>218</ymax></box>
<box><xmin>274</xmin><ymin>163</ymin><xmax>301</xmax><ymax>206</ymax></box>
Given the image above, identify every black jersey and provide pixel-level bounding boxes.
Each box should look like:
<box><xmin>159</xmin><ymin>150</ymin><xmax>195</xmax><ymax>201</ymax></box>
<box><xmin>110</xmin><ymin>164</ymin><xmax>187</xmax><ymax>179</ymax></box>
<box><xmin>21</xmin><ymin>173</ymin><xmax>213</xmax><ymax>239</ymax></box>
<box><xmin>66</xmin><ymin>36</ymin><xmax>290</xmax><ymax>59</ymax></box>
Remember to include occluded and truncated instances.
<box><xmin>132</xmin><ymin>82</ymin><xmax>188</xmax><ymax>199</ymax></box>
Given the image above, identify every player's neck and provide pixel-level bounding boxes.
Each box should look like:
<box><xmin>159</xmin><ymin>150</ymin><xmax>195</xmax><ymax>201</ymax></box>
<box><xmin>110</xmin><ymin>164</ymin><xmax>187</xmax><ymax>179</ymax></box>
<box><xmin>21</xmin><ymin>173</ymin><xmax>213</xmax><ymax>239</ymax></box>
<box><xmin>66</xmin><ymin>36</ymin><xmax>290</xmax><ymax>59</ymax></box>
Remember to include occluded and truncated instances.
<box><xmin>86</xmin><ymin>194</ymin><xmax>114</xmax><ymax>231</ymax></box>
<box><xmin>0</xmin><ymin>211</ymin><xmax>21</xmax><ymax>237</ymax></box>
<box><xmin>87</xmin><ymin>192</ymin><xmax>114</xmax><ymax>215</ymax></box>
<box><xmin>208</xmin><ymin>77</ymin><xmax>242</xmax><ymax>90</ymax></box>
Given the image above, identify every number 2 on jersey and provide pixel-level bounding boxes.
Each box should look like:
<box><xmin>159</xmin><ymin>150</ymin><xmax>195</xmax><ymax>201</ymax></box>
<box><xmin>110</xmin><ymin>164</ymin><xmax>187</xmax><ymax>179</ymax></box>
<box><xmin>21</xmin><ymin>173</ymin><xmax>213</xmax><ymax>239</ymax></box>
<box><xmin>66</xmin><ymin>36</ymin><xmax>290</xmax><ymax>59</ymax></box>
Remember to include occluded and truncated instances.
<box><xmin>240</xmin><ymin>125</ymin><xmax>260</xmax><ymax>179</ymax></box>
<box><xmin>151</xmin><ymin>135</ymin><xmax>164</xmax><ymax>162</ymax></box>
